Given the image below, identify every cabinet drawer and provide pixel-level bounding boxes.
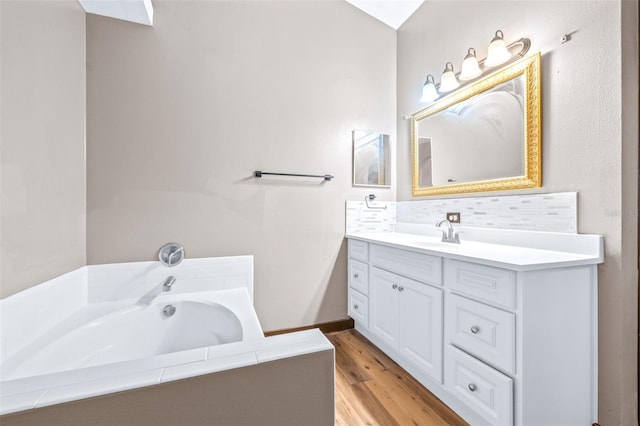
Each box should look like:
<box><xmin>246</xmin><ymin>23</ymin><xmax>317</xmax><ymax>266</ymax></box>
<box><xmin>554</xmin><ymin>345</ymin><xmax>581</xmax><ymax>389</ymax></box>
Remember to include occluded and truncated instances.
<box><xmin>447</xmin><ymin>294</ymin><xmax>515</xmax><ymax>375</ymax></box>
<box><xmin>348</xmin><ymin>289</ymin><xmax>368</xmax><ymax>327</ymax></box>
<box><xmin>348</xmin><ymin>259</ymin><xmax>369</xmax><ymax>295</ymax></box>
<box><xmin>446</xmin><ymin>345</ymin><xmax>513</xmax><ymax>426</ymax></box>
<box><xmin>371</xmin><ymin>244</ymin><xmax>442</xmax><ymax>286</ymax></box>
<box><xmin>445</xmin><ymin>259</ymin><xmax>516</xmax><ymax>310</ymax></box>
<box><xmin>348</xmin><ymin>239</ymin><xmax>368</xmax><ymax>262</ymax></box>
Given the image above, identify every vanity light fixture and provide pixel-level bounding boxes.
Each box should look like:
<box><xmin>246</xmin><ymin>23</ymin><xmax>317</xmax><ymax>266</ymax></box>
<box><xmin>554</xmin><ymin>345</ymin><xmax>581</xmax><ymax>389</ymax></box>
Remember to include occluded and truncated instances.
<box><xmin>485</xmin><ymin>30</ymin><xmax>512</xmax><ymax>67</ymax></box>
<box><xmin>420</xmin><ymin>74</ymin><xmax>439</xmax><ymax>103</ymax></box>
<box><xmin>419</xmin><ymin>30</ymin><xmax>530</xmax><ymax>104</ymax></box>
<box><xmin>439</xmin><ymin>62</ymin><xmax>459</xmax><ymax>92</ymax></box>
<box><xmin>459</xmin><ymin>48</ymin><xmax>482</xmax><ymax>81</ymax></box>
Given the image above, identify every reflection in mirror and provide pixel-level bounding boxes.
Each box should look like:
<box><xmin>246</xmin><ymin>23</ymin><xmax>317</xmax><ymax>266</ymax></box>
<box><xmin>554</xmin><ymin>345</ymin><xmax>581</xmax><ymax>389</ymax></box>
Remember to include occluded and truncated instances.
<box><xmin>353</xmin><ymin>130</ymin><xmax>391</xmax><ymax>187</ymax></box>
<box><xmin>411</xmin><ymin>53</ymin><xmax>541</xmax><ymax>196</ymax></box>
<box><xmin>417</xmin><ymin>137</ymin><xmax>433</xmax><ymax>187</ymax></box>
<box><xmin>419</xmin><ymin>76</ymin><xmax>525</xmax><ymax>186</ymax></box>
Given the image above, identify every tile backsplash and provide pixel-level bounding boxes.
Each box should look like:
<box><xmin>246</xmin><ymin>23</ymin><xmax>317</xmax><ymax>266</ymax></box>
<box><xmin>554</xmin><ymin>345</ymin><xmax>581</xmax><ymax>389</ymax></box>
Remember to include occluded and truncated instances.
<box><xmin>347</xmin><ymin>192</ymin><xmax>578</xmax><ymax>234</ymax></box>
<box><xmin>345</xmin><ymin>201</ymin><xmax>396</xmax><ymax>234</ymax></box>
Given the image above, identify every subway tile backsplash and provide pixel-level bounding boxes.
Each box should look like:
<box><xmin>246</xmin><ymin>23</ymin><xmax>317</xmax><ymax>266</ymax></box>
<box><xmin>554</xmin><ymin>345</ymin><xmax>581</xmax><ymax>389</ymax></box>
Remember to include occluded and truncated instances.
<box><xmin>347</xmin><ymin>192</ymin><xmax>578</xmax><ymax>234</ymax></box>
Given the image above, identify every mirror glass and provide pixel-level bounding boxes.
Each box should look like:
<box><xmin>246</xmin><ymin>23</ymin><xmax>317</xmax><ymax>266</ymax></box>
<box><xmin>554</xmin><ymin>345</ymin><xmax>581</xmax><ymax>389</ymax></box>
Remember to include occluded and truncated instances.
<box><xmin>411</xmin><ymin>53</ymin><xmax>541</xmax><ymax>196</ymax></box>
<box><xmin>353</xmin><ymin>130</ymin><xmax>391</xmax><ymax>187</ymax></box>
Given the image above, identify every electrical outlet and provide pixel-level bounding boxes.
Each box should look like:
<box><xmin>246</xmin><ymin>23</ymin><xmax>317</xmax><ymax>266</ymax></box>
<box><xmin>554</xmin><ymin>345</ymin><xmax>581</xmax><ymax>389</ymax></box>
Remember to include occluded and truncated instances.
<box><xmin>447</xmin><ymin>212</ymin><xmax>461</xmax><ymax>223</ymax></box>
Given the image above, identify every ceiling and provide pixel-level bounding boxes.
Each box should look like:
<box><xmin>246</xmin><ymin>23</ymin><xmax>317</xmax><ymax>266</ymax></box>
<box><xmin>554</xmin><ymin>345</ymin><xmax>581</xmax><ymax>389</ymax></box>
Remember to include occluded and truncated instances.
<box><xmin>78</xmin><ymin>0</ymin><xmax>424</xmax><ymax>30</ymax></box>
<box><xmin>78</xmin><ymin>0</ymin><xmax>153</xmax><ymax>26</ymax></box>
<box><xmin>345</xmin><ymin>0</ymin><xmax>425</xmax><ymax>30</ymax></box>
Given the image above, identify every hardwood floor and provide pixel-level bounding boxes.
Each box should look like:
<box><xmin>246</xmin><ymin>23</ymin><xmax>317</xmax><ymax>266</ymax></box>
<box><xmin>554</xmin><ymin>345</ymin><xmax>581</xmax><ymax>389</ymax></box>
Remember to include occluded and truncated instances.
<box><xmin>326</xmin><ymin>329</ymin><xmax>468</xmax><ymax>426</ymax></box>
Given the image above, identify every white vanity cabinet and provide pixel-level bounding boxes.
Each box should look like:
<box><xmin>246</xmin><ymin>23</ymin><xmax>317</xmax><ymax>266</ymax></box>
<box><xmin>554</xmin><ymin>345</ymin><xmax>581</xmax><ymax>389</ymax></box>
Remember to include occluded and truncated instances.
<box><xmin>369</xmin><ymin>266</ymin><xmax>443</xmax><ymax>383</ymax></box>
<box><xmin>347</xmin><ymin>239</ymin><xmax>369</xmax><ymax>327</ymax></box>
<box><xmin>346</xmin><ymin>234</ymin><xmax>602</xmax><ymax>426</ymax></box>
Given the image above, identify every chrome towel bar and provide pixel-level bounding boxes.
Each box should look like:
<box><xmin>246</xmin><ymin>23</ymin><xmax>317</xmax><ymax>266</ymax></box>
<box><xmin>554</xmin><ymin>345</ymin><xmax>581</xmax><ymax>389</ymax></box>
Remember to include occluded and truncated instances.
<box><xmin>254</xmin><ymin>171</ymin><xmax>334</xmax><ymax>181</ymax></box>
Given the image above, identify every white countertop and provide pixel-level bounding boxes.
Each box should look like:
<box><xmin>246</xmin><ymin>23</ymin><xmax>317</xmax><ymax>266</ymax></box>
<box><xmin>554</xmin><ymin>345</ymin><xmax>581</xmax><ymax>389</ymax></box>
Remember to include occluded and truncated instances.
<box><xmin>346</xmin><ymin>229</ymin><xmax>604</xmax><ymax>271</ymax></box>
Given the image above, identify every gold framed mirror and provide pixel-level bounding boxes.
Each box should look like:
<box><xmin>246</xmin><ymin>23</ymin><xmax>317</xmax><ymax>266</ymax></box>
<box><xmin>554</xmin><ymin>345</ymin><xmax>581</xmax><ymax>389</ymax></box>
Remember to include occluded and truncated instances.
<box><xmin>411</xmin><ymin>52</ymin><xmax>541</xmax><ymax>196</ymax></box>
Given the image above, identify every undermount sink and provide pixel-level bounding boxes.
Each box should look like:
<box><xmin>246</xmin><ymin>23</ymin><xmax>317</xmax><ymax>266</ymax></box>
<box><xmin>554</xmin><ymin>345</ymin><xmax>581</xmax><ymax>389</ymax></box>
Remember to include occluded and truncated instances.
<box><xmin>410</xmin><ymin>240</ymin><xmax>460</xmax><ymax>250</ymax></box>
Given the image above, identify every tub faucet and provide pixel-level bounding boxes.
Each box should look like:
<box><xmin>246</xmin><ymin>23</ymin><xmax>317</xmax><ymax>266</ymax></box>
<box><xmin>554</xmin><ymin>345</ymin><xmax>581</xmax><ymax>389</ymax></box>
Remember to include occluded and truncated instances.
<box><xmin>435</xmin><ymin>219</ymin><xmax>460</xmax><ymax>244</ymax></box>
<box><xmin>162</xmin><ymin>276</ymin><xmax>176</xmax><ymax>292</ymax></box>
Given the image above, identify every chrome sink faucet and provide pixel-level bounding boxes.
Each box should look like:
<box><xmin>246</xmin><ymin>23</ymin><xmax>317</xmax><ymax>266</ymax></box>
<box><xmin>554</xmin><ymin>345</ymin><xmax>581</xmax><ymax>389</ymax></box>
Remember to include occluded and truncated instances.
<box><xmin>435</xmin><ymin>219</ymin><xmax>460</xmax><ymax>244</ymax></box>
<box><xmin>162</xmin><ymin>276</ymin><xmax>176</xmax><ymax>292</ymax></box>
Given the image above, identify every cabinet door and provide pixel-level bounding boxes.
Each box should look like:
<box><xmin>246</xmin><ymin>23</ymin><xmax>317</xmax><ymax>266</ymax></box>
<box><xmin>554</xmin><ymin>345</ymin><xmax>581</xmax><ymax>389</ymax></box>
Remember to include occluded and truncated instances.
<box><xmin>398</xmin><ymin>278</ymin><xmax>443</xmax><ymax>383</ymax></box>
<box><xmin>369</xmin><ymin>267</ymin><xmax>400</xmax><ymax>347</ymax></box>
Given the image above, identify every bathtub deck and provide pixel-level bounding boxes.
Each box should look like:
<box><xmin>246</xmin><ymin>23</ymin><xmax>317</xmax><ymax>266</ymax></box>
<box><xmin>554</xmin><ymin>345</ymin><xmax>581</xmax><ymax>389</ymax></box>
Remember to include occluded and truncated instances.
<box><xmin>327</xmin><ymin>329</ymin><xmax>467</xmax><ymax>426</ymax></box>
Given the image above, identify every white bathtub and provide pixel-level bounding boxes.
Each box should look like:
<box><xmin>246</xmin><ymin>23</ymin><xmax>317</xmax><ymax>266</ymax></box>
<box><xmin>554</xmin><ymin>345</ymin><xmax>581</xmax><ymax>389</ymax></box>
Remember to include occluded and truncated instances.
<box><xmin>0</xmin><ymin>256</ymin><xmax>334</xmax><ymax>419</ymax></box>
<box><xmin>1</xmin><ymin>288</ymin><xmax>263</xmax><ymax>381</ymax></box>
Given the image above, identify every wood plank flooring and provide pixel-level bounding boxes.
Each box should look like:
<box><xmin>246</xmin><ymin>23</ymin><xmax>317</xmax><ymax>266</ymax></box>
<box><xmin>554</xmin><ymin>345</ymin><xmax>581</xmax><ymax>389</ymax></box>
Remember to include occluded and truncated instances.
<box><xmin>326</xmin><ymin>329</ymin><xmax>468</xmax><ymax>426</ymax></box>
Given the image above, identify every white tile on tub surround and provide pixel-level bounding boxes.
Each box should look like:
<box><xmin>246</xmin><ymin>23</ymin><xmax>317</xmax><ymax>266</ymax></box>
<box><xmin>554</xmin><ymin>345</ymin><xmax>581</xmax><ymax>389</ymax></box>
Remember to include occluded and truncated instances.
<box><xmin>35</xmin><ymin>369</ymin><xmax>163</xmax><ymax>410</ymax></box>
<box><xmin>204</xmin><ymin>328</ymin><xmax>315</xmax><ymax>361</ymax></box>
<box><xmin>87</xmin><ymin>256</ymin><xmax>255</xmax><ymax>303</ymax></box>
<box><xmin>160</xmin><ymin>352</ymin><xmax>258</xmax><ymax>383</ymax></box>
<box><xmin>345</xmin><ymin>201</ymin><xmax>396</xmax><ymax>234</ymax></box>
<box><xmin>1</xmin><ymin>347</ymin><xmax>207</xmax><ymax>397</ymax></box>
<box><xmin>0</xmin><ymin>389</ymin><xmax>48</xmax><ymax>415</ymax></box>
<box><xmin>395</xmin><ymin>192</ymin><xmax>578</xmax><ymax>233</ymax></box>
<box><xmin>0</xmin><ymin>267</ymin><xmax>88</xmax><ymax>363</ymax></box>
<box><xmin>255</xmin><ymin>332</ymin><xmax>334</xmax><ymax>363</ymax></box>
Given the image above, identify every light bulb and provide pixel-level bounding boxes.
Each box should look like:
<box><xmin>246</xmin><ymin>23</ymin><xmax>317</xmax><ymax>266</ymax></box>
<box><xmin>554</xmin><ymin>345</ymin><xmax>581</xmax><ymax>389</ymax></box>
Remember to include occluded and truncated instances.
<box><xmin>459</xmin><ymin>48</ymin><xmax>482</xmax><ymax>81</ymax></box>
<box><xmin>439</xmin><ymin>62</ymin><xmax>459</xmax><ymax>92</ymax></box>
<box><xmin>485</xmin><ymin>30</ymin><xmax>511</xmax><ymax>67</ymax></box>
<box><xmin>420</xmin><ymin>75</ymin><xmax>439</xmax><ymax>103</ymax></box>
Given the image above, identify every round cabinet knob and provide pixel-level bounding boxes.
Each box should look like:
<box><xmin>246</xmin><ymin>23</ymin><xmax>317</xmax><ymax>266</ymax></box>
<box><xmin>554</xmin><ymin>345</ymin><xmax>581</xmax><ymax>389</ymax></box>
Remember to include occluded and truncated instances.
<box><xmin>470</xmin><ymin>325</ymin><xmax>480</xmax><ymax>334</ymax></box>
<box><xmin>398</xmin><ymin>286</ymin><xmax>404</xmax><ymax>292</ymax></box>
<box><xmin>353</xmin><ymin>273</ymin><xmax>359</xmax><ymax>279</ymax></box>
<box><xmin>392</xmin><ymin>284</ymin><xmax>398</xmax><ymax>289</ymax></box>
<box><xmin>468</xmin><ymin>383</ymin><xmax>477</xmax><ymax>392</ymax></box>
<box><xmin>354</xmin><ymin>304</ymin><xmax>359</xmax><ymax>310</ymax></box>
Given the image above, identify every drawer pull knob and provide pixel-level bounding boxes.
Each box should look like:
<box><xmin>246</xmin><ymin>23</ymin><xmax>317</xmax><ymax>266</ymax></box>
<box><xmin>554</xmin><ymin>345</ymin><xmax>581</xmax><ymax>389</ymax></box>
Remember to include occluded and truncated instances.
<box><xmin>470</xmin><ymin>325</ymin><xmax>480</xmax><ymax>334</ymax></box>
<box><xmin>468</xmin><ymin>383</ymin><xmax>477</xmax><ymax>392</ymax></box>
<box><xmin>392</xmin><ymin>284</ymin><xmax>398</xmax><ymax>289</ymax></box>
<box><xmin>398</xmin><ymin>286</ymin><xmax>404</xmax><ymax>292</ymax></box>
<box><xmin>354</xmin><ymin>304</ymin><xmax>359</xmax><ymax>310</ymax></box>
<box><xmin>353</xmin><ymin>273</ymin><xmax>359</xmax><ymax>279</ymax></box>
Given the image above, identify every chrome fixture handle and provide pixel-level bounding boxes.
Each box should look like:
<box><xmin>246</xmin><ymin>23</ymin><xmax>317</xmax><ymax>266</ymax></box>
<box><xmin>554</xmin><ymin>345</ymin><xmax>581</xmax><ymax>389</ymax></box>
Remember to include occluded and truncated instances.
<box><xmin>435</xmin><ymin>219</ymin><xmax>461</xmax><ymax>244</ymax></box>
<box><xmin>398</xmin><ymin>286</ymin><xmax>404</xmax><ymax>292</ymax></box>
<box><xmin>470</xmin><ymin>325</ymin><xmax>480</xmax><ymax>334</ymax></box>
<box><xmin>162</xmin><ymin>275</ymin><xmax>176</xmax><ymax>292</ymax></box>
<box><xmin>354</xmin><ymin>304</ymin><xmax>359</xmax><ymax>310</ymax></box>
<box><xmin>468</xmin><ymin>383</ymin><xmax>477</xmax><ymax>392</ymax></box>
<box><xmin>168</xmin><ymin>247</ymin><xmax>184</xmax><ymax>265</ymax></box>
<box><xmin>354</xmin><ymin>273</ymin><xmax>359</xmax><ymax>279</ymax></box>
<box><xmin>159</xmin><ymin>243</ymin><xmax>185</xmax><ymax>267</ymax></box>
<box><xmin>392</xmin><ymin>283</ymin><xmax>398</xmax><ymax>289</ymax></box>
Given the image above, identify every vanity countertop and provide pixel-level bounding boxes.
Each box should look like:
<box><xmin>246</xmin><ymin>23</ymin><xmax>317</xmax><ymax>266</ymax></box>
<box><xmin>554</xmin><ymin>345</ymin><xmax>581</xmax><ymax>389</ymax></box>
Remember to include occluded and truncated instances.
<box><xmin>346</xmin><ymin>229</ymin><xmax>604</xmax><ymax>271</ymax></box>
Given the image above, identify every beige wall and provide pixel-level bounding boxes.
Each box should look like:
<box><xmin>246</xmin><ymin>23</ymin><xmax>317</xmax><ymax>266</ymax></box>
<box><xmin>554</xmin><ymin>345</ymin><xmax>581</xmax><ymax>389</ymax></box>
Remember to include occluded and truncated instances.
<box><xmin>0</xmin><ymin>0</ymin><xmax>87</xmax><ymax>298</ymax></box>
<box><xmin>397</xmin><ymin>1</ymin><xmax>638</xmax><ymax>424</ymax></box>
<box><xmin>86</xmin><ymin>1</ymin><xmax>397</xmax><ymax>332</ymax></box>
